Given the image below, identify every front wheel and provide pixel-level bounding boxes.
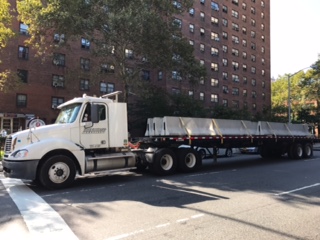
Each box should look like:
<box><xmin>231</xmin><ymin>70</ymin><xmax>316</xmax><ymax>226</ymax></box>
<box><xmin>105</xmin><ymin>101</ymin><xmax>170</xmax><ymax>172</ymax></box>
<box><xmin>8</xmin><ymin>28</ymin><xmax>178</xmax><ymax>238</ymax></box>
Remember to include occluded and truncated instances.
<box><xmin>38</xmin><ymin>155</ymin><xmax>76</xmax><ymax>189</ymax></box>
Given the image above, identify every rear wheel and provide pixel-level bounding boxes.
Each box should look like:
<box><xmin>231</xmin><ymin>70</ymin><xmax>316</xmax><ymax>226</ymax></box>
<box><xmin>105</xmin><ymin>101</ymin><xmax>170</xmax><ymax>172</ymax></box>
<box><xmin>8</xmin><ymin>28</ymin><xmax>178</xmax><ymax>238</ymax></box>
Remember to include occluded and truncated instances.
<box><xmin>38</xmin><ymin>155</ymin><xmax>76</xmax><ymax>189</ymax></box>
<box><xmin>303</xmin><ymin>143</ymin><xmax>313</xmax><ymax>158</ymax></box>
<box><xmin>177</xmin><ymin>149</ymin><xmax>201</xmax><ymax>173</ymax></box>
<box><xmin>289</xmin><ymin>143</ymin><xmax>303</xmax><ymax>159</ymax></box>
<box><xmin>152</xmin><ymin>148</ymin><xmax>177</xmax><ymax>175</ymax></box>
<box><xmin>225</xmin><ymin>148</ymin><xmax>233</xmax><ymax>157</ymax></box>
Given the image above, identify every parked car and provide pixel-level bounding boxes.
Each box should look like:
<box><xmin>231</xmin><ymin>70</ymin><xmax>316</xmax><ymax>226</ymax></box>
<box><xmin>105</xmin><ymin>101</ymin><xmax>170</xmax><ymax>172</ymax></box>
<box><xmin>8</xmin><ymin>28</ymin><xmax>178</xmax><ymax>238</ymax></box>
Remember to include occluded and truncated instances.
<box><xmin>239</xmin><ymin>147</ymin><xmax>260</xmax><ymax>154</ymax></box>
<box><xmin>179</xmin><ymin>145</ymin><xmax>234</xmax><ymax>159</ymax></box>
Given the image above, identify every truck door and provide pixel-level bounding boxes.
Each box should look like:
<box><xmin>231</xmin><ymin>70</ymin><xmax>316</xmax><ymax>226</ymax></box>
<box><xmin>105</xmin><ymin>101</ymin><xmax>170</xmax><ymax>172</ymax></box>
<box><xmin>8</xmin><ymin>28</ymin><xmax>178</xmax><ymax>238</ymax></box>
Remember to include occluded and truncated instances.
<box><xmin>80</xmin><ymin>103</ymin><xmax>109</xmax><ymax>149</ymax></box>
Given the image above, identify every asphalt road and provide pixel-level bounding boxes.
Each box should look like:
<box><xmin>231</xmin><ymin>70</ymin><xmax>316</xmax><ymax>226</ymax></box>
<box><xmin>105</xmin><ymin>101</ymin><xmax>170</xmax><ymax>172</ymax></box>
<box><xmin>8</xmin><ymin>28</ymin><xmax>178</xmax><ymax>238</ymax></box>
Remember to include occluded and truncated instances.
<box><xmin>1</xmin><ymin>152</ymin><xmax>320</xmax><ymax>240</ymax></box>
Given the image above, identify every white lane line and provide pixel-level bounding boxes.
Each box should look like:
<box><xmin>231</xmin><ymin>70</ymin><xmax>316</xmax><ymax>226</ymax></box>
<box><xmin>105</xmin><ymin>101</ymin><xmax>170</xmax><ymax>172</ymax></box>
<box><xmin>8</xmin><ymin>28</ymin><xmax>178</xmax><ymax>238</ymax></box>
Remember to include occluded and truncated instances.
<box><xmin>191</xmin><ymin>213</ymin><xmax>204</xmax><ymax>219</ymax></box>
<box><xmin>275</xmin><ymin>183</ymin><xmax>320</xmax><ymax>196</ymax></box>
<box><xmin>1</xmin><ymin>178</ymin><xmax>78</xmax><ymax>239</ymax></box>
<box><xmin>156</xmin><ymin>223</ymin><xmax>170</xmax><ymax>228</ymax></box>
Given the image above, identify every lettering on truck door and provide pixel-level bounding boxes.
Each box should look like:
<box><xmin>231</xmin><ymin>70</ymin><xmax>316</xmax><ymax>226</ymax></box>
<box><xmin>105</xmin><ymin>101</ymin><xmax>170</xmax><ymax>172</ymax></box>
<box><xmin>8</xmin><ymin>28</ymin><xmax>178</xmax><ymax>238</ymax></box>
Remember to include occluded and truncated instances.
<box><xmin>80</xmin><ymin>103</ymin><xmax>108</xmax><ymax>149</ymax></box>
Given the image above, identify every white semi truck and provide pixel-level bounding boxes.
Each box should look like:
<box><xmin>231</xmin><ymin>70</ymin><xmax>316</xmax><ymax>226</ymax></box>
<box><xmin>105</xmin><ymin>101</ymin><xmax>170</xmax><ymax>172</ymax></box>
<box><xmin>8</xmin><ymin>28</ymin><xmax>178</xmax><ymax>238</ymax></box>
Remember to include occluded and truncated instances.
<box><xmin>2</xmin><ymin>92</ymin><xmax>317</xmax><ymax>189</ymax></box>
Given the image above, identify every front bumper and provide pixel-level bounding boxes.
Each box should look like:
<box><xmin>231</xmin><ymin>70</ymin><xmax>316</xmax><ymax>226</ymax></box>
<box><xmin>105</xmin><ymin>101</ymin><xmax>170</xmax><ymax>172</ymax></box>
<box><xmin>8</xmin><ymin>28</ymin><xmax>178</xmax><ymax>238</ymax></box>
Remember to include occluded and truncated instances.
<box><xmin>3</xmin><ymin>159</ymin><xmax>40</xmax><ymax>180</ymax></box>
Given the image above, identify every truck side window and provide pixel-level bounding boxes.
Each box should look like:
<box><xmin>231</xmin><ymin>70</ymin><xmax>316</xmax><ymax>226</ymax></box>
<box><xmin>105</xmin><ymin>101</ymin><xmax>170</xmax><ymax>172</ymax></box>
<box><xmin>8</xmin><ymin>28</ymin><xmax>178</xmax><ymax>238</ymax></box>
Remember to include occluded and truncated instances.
<box><xmin>82</xmin><ymin>103</ymin><xmax>91</xmax><ymax>122</ymax></box>
<box><xmin>99</xmin><ymin>105</ymin><xmax>106</xmax><ymax>121</ymax></box>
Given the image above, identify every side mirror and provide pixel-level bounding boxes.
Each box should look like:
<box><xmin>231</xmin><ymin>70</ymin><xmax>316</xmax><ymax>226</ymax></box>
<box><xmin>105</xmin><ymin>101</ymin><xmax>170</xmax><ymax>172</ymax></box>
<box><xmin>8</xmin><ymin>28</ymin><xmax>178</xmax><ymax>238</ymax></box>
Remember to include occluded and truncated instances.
<box><xmin>91</xmin><ymin>104</ymin><xmax>99</xmax><ymax>123</ymax></box>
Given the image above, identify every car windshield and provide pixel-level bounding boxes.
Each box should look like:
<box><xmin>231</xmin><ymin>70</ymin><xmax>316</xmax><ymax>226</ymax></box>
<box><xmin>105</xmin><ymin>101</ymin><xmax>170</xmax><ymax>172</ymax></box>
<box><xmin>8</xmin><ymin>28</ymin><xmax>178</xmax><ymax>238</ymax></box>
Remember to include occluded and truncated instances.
<box><xmin>55</xmin><ymin>103</ymin><xmax>82</xmax><ymax>124</ymax></box>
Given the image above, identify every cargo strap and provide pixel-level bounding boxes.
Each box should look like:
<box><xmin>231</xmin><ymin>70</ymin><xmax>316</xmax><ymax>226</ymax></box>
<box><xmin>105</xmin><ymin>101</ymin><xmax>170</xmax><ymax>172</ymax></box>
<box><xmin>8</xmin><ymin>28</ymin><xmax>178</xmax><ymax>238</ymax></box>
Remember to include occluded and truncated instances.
<box><xmin>179</xmin><ymin>117</ymin><xmax>192</xmax><ymax>145</ymax></box>
<box><xmin>266</xmin><ymin>122</ymin><xmax>277</xmax><ymax>142</ymax></box>
<box><xmin>212</xmin><ymin>119</ymin><xmax>224</xmax><ymax>144</ymax></box>
<box><xmin>241</xmin><ymin>121</ymin><xmax>253</xmax><ymax>143</ymax></box>
<box><xmin>284</xmin><ymin>123</ymin><xmax>294</xmax><ymax>142</ymax></box>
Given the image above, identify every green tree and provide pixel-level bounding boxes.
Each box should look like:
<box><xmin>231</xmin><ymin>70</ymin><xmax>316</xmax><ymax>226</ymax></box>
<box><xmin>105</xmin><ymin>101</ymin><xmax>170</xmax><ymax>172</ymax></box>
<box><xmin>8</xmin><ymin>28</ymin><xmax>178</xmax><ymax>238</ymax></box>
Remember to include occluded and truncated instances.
<box><xmin>0</xmin><ymin>0</ymin><xmax>14</xmax><ymax>51</ymax></box>
<box><xmin>17</xmin><ymin>0</ymin><xmax>205</xmax><ymax>102</ymax></box>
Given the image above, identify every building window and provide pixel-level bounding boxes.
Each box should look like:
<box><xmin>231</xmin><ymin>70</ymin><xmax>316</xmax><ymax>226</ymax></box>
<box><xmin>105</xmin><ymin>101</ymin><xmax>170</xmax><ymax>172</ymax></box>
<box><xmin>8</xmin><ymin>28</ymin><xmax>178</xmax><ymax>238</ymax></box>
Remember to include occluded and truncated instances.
<box><xmin>80</xmin><ymin>79</ymin><xmax>90</xmax><ymax>91</ymax></box>
<box><xmin>222</xmin><ymin>45</ymin><xmax>227</xmax><ymax>53</ymax></box>
<box><xmin>232</xmin><ymin>0</ymin><xmax>239</xmax><ymax>5</ymax></box>
<box><xmin>80</xmin><ymin>58</ymin><xmax>90</xmax><ymax>71</ymax></box>
<box><xmin>252</xmin><ymin>91</ymin><xmax>257</xmax><ymax>98</ymax></box>
<box><xmin>19</xmin><ymin>22</ymin><xmax>29</xmax><ymax>35</ymax></box>
<box><xmin>169</xmin><ymin>88</ymin><xmax>179</xmax><ymax>97</ymax></box>
<box><xmin>200</xmin><ymin>43</ymin><xmax>205</xmax><ymax>52</ymax></box>
<box><xmin>232</xmin><ymin>100</ymin><xmax>239</xmax><ymax>108</ymax></box>
<box><xmin>242</xmin><ymin>2</ymin><xmax>246</xmax><ymax>9</ymax></box>
<box><xmin>200</xmin><ymin>28</ymin><xmax>205</xmax><ymax>36</ymax></box>
<box><xmin>232</xmin><ymin>48</ymin><xmax>239</xmax><ymax>56</ymax></box>
<box><xmin>261</xmin><ymin>46</ymin><xmax>265</xmax><ymax>53</ymax></box>
<box><xmin>243</xmin><ymin>76</ymin><xmax>247</xmax><ymax>84</ymax></box>
<box><xmin>188</xmin><ymin>90</ymin><xmax>194</xmax><ymax>97</ymax></box>
<box><xmin>252</xmin><ymin>79</ymin><xmax>256</xmax><ymax>86</ymax></box>
<box><xmin>243</xmin><ymin>89</ymin><xmax>247</xmax><ymax>97</ymax></box>
<box><xmin>262</xmin><ymin>58</ymin><xmax>265</xmax><ymax>64</ymax></box>
<box><xmin>189</xmin><ymin>24</ymin><xmax>195</xmax><ymax>33</ymax></box>
<box><xmin>251</xmin><ymin>19</ymin><xmax>256</xmax><ymax>26</ymax></box>
<box><xmin>200</xmin><ymin>59</ymin><xmax>205</xmax><ymax>66</ymax></box>
<box><xmin>172</xmin><ymin>71</ymin><xmax>182</xmax><ymax>80</ymax></box>
<box><xmin>211</xmin><ymin>78</ymin><xmax>219</xmax><ymax>87</ymax></box>
<box><xmin>262</xmin><ymin>92</ymin><xmax>266</xmax><ymax>100</ymax></box>
<box><xmin>125</xmin><ymin>49</ymin><xmax>134</xmax><ymax>59</ymax></box>
<box><xmin>251</xmin><ymin>7</ymin><xmax>255</xmax><ymax>14</ymax></box>
<box><xmin>232</xmin><ymin>61</ymin><xmax>239</xmax><ymax>70</ymax></box>
<box><xmin>222</xmin><ymin>5</ymin><xmax>228</xmax><ymax>13</ymax></box>
<box><xmin>211</xmin><ymin>1</ymin><xmax>219</xmax><ymax>11</ymax></box>
<box><xmin>262</xmin><ymin>81</ymin><xmax>265</xmax><ymax>88</ymax></box>
<box><xmin>223</xmin><ymin>72</ymin><xmax>228</xmax><ymax>80</ymax></box>
<box><xmin>261</xmin><ymin>35</ymin><xmax>265</xmax><ymax>42</ymax></box>
<box><xmin>53</xmin><ymin>53</ymin><xmax>65</xmax><ymax>66</ymax></box>
<box><xmin>261</xmin><ymin>1</ymin><xmax>265</xmax><ymax>7</ymax></box>
<box><xmin>222</xmin><ymin>85</ymin><xmax>229</xmax><ymax>94</ymax></box>
<box><xmin>251</xmin><ymin>42</ymin><xmax>256</xmax><ymax>50</ymax></box>
<box><xmin>54</xmin><ymin>33</ymin><xmax>65</xmax><ymax>43</ymax></box>
<box><xmin>18</xmin><ymin>46</ymin><xmax>29</xmax><ymax>60</ymax></box>
<box><xmin>189</xmin><ymin>40</ymin><xmax>194</xmax><ymax>46</ymax></box>
<box><xmin>222</xmin><ymin>19</ymin><xmax>228</xmax><ymax>27</ymax></box>
<box><xmin>252</xmin><ymin>103</ymin><xmax>256</xmax><ymax>110</ymax></box>
<box><xmin>211</xmin><ymin>63</ymin><xmax>218</xmax><ymax>71</ymax></box>
<box><xmin>243</xmin><ymin>51</ymin><xmax>247</xmax><ymax>59</ymax></box>
<box><xmin>232</xmin><ymin>10</ymin><xmax>239</xmax><ymax>18</ymax></box>
<box><xmin>222</xmin><ymin>99</ymin><xmax>228</xmax><ymax>107</ymax></box>
<box><xmin>211</xmin><ymin>47</ymin><xmax>219</xmax><ymax>56</ymax></box>
<box><xmin>16</xmin><ymin>94</ymin><xmax>27</xmax><ymax>107</ymax></box>
<box><xmin>173</xmin><ymin>1</ymin><xmax>182</xmax><ymax>9</ymax></box>
<box><xmin>222</xmin><ymin>31</ymin><xmax>228</xmax><ymax>39</ymax></box>
<box><xmin>51</xmin><ymin>97</ymin><xmax>64</xmax><ymax>109</ymax></box>
<box><xmin>52</xmin><ymin>74</ymin><xmax>64</xmax><ymax>88</ymax></box>
<box><xmin>158</xmin><ymin>71</ymin><xmax>163</xmax><ymax>80</ymax></box>
<box><xmin>222</xmin><ymin>58</ymin><xmax>228</xmax><ymax>66</ymax></box>
<box><xmin>199</xmin><ymin>92</ymin><xmax>205</xmax><ymax>101</ymax></box>
<box><xmin>199</xmin><ymin>77</ymin><xmax>205</xmax><ymax>85</ymax></box>
<box><xmin>232</xmin><ymin>74</ymin><xmax>239</xmax><ymax>82</ymax></box>
<box><xmin>173</xmin><ymin>18</ymin><xmax>182</xmax><ymax>28</ymax></box>
<box><xmin>242</xmin><ymin>27</ymin><xmax>247</xmax><ymax>34</ymax></box>
<box><xmin>189</xmin><ymin>8</ymin><xmax>195</xmax><ymax>16</ymax></box>
<box><xmin>232</xmin><ymin>88</ymin><xmax>239</xmax><ymax>95</ymax></box>
<box><xmin>261</xmin><ymin>24</ymin><xmax>265</xmax><ymax>30</ymax></box>
<box><xmin>81</xmin><ymin>38</ymin><xmax>90</xmax><ymax>49</ymax></box>
<box><xmin>262</xmin><ymin>69</ymin><xmax>265</xmax><ymax>76</ymax></box>
<box><xmin>251</xmin><ymin>54</ymin><xmax>256</xmax><ymax>62</ymax></box>
<box><xmin>141</xmin><ymin>70</ymin><xmax>151</xmax><ymax>81</ymax></box>
<box><xmin>211</xmin><ymin>16</ymin><xmax>218</xmax><ymax>25</ymax></box>
<box><xmin>243</xmin><ymin>64</ymin><xmax>247</xmax><ymax>71</ymax></box>
<box><xmin>232</xmin><ymin>23</ymin><xmax>239</xmax><ymax>31</ymax></box>
<box><xmin>200</xmin><ymin>11</ymin><xmax>205</xmax><ymax>21</ymax></box>
<box><xmin>17</xmin><ymin>69</ymin><xmax>28</xmax><ymax>83</ymax></box>
<box><xmin>107</xmin><ymin>83</ymin><xmax>115</xmax><ymax>93</ymax></box>
<box><xmin>100</xmin><ymin>82</ymin><xmax>107</xmax><ymax>93</ymax></box>
<box><xmin>251</xmin><ymin>31</ymin><xmax>256</xmax><ymax>38</ymax></box>
<box><xmin>242</xmin><ymin>39</ymin><xmax>247</xmax><ymax>47</ymax></box>
<box><xmin>251</xmin><ymin>67</ymin><xmax>256</xmax><ymax>74</ymax></box>
<box><xmin>101</xmin><ymin>63</ymin><xmax>115</xmax><ymax>73</ymax></box>
<box><xmin>200</xmin><ymin>0</ymin><xmax>205</xmax><ymax>4</ymax></box>
<box><xmin>232</xmin><ymin>35</ymin><xmax>239</xmax><ymax>44</ymax></box>
<box><xmin>211</xmin><ymin>32</ymin><xmax>219</xmax><ymax>41</ymax></box>
<box><xmin>211</xmin><ymin>94</ymin><xmax>218</xmax><ymax>103</ymax></box>
<box><xmin>261</xmin><ymin>12</ymin><xmax>265</xmax><ymax>19</ymax></box>
<box><xmin>242</xmin><ymin>15</ymin><xmax>247</xmax><ymax>22</ymax></box>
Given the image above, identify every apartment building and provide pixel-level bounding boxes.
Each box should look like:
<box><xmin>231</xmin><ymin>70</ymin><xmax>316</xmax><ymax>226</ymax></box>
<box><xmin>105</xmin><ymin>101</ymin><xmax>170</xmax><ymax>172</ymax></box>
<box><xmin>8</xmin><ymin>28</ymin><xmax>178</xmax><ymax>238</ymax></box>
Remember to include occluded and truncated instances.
<box><xmin>0</xmin><ymin>0</ymin><xmax>270</xmax><ymax>134</ymax></box>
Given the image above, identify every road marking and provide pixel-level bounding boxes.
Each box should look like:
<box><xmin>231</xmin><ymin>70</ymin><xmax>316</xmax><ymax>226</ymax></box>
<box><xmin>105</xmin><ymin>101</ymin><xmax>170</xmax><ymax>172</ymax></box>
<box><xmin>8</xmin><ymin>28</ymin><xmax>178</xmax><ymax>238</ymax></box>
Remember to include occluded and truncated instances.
<box><xmin>1</xmin><ymin>178</ymin><xmax>78</xmax><ymax>239</ymax></box>
<box><xmin>275</xmin><ymin>183</ymin><xmax>320</xmax><ymax>196</ymax></box>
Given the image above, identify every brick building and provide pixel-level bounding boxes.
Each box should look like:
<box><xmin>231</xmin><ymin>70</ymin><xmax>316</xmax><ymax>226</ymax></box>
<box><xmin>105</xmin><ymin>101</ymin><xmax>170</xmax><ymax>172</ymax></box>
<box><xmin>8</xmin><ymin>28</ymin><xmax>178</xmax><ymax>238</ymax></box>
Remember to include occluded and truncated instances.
<box><xmin>0</xmin><ymin>0</ymin><xmax>270</xmax><ymax>134</ymax></box>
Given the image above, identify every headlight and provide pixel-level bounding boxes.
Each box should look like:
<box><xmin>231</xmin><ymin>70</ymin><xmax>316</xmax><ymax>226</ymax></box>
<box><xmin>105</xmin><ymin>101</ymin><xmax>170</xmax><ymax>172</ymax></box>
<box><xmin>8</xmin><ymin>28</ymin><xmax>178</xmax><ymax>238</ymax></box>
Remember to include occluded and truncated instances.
<box><xmin>12</xmin><ymin>149</ymin><xmax>29</xmax><ymax>158</ymax></box>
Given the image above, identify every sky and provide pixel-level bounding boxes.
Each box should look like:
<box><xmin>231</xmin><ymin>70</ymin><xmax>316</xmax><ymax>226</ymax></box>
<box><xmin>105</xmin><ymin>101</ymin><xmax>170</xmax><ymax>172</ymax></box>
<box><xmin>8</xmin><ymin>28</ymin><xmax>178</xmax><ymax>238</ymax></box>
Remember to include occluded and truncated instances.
<box><xmin>270</xmin><ymin>0</ymin><xmax>320</xmax><ymax>78</ymax></box>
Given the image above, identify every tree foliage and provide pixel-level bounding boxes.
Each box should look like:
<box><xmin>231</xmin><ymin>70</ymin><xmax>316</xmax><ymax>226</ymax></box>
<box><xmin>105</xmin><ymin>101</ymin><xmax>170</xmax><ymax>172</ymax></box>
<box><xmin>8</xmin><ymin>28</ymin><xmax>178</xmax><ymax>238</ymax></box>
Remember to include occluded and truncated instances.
<box><xmin>0</xmin><ymin>0</ymin><xmax>14</xmax><ymax>51</ymax></box>
<box><xmin>17</xmin><ymin>0</ymin><xmax>205</xmax><ymax>102</ymax></box>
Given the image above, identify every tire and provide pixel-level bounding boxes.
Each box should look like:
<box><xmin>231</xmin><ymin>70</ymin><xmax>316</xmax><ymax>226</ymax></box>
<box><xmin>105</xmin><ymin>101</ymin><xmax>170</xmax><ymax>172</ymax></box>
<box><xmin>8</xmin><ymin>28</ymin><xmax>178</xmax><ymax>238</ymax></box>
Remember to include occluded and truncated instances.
<box><xmin>303</xmin><ymin>143</ymin><xmax>313</xmax><ymax>158</ymax></box>
<box><xmin>198</xmin><ymin>149</ymin><xmax>206</xmax><ymax>159</ymax></box>
<box><xmin>225</xmin><ymin>148</ymin><xmax>233</xmax><ymax>157</ymax></box>
<box><xmin>152</xmin><ymin>148</ymin><xmax>177</xmax><ymax>175</ymax></box>
<box><xmin>177</xmin><ymin>149</ymin><xmax>201</xmax><ymax>173</ymax></box>
<box><xmin>39</xmin><ymin>155</ymin><xmax>76</xmax><ymax>189</ymax></box>
<box><xmin>289</xmin><ymin>143</ymin><xmax>303</xmax><ymax>159</ymax></box>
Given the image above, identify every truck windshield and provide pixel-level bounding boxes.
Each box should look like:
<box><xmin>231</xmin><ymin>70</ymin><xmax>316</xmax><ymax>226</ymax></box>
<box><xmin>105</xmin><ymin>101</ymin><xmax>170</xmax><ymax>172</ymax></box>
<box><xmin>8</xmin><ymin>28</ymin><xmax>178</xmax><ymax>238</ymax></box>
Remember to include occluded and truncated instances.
<box><xmin>55</xmin><ymin>103</ymin><xmax>82</xmax><ymax>124</ymax></box>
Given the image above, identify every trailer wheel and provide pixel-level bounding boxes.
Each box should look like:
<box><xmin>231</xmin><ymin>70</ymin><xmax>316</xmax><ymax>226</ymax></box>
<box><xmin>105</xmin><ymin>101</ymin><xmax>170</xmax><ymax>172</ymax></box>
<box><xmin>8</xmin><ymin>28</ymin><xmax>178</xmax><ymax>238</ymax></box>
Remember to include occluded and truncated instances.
<box><xmin>177</xmin><ymin>149</ymin><xmax>201</xmax><ymax>173</ymax></box>
<box><xmin>225</xmin><ymin>148</ymin><xmax>233</xmax><ymax>157</ymax></box>
<box><xmin>303</xmin><ymin>143</ymin><xmax>313</xmax><ymax>158</ymax></box>
<box><xmin>39</xmin><ymin>155</ymin><xmax>76</xmax><ymax>189</ymax></box>
<box><xmin>289</xmin><ymin>143</ymin><xmax>303</xmax><ymax>159</ymax></box>
<box><xmin>152</xmin><ymin>148</ymin><xmax>177</xmax><ymax>175</ymax></box>
<box><xmin>198</xmin><ymin>149</ymin><xmax>206</xmax><ymax>159</ymax></box>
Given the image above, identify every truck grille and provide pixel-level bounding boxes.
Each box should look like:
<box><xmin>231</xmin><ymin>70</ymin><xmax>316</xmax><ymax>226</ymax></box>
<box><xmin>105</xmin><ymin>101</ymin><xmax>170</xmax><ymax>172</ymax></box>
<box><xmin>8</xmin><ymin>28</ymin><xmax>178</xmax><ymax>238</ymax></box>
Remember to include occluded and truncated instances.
<box><xmin>4</xmin><ymin>136</ymin><xmax>12</xmax><ymax>153</ymax></box>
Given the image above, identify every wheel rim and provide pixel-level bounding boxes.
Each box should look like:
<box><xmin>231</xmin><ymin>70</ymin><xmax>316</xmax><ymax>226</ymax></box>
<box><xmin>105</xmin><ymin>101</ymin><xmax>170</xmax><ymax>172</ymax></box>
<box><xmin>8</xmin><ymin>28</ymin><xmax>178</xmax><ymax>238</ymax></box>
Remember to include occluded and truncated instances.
<box><xmin>48</xmin><ymin>162</ymin><xmax>70</xmax><ymax>184</ymax></box>
<box><xmin>297</xmin><ymin>146</ymin><xmax>303</xmax><ymax>157</ymax></box>
<box><xmin>305</xmin><ymin>146</ymin><xmax>311</xmax><ymax>156</ymax></box>
<box><xmin>160</xmin><ymin>154</ymin><xmax>174</xmax><ymax>170</ymax></box>
<box><xmin>185</xmin><ymin>153</ymin><xmax>196</xmax><ymax>168</ymax></box>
